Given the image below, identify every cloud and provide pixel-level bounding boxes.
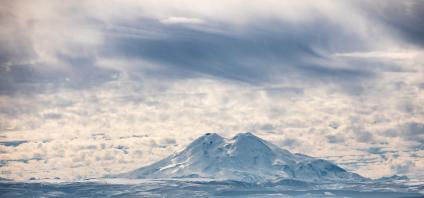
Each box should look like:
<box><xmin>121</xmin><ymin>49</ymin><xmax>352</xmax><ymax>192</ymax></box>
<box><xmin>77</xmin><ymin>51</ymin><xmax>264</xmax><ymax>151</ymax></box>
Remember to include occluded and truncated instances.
<box><xmin>101</xmin><ymin>18</ymin><xmax>376</xmax><ymax>90</ymax></box>
<box><xmin>43</xmin><ymin>113</ymin><xmax>63</xmax><ymax>120</ymax></box>
<box><xmin>391</xmin><ymin>160</ymin><xmax>415</xmax><ymax>175</ymax></box>
<box><xmin>0</xmin><ymin>140</ymin><xmax>28</xmax><ymax>147</ymax></box>
<box><xmin>279</xmin><ymin>138</ymin><xmax>300</xmax><ymax>148</ymax></box>
<box><xmin>379</xmin><ymin>122</ymin><xmax>424</xmax><ymax>148</ymax></box>
<box><xmin>326</xmin><ymin>135</ymin><xmax>345</xmax><ymax>144</ymax></box>
<box><xmin>0</xmin><ymin>0</ymin><xmax>403</xmax><ymax>93</ymax></box>
<box><xmin>355</xmin><ymin>0</ymin><xmax>424</xmax><ymax>47</ymax></box>
<box><xmin>333</xmin><ymin>50</ymin><xmax>422</xmax><ymax>60</ymax></box>
<box><xmin>159</xmin><ymin>138</ymin><xmax>177</xmax><ymax>146</ymax></box>
<box><xmin>367</xmin><ymin>147</ymin><xmax>385</xmax><ymax>155</ymax></box>
<box><xmin>401</xmin><ymin>122</ymin><xmax>424</xmax><ymax>143</ymax></box>
<box><xmin>356</xmin><ymin>131</ymin><xmax>375</xmax><ymax>143</ymax></box>
<box><xmin>0</xmin><ymin>0</ymin><xmax>423</xmax><ymax>181</ymax></box>
<box><xmin>0</xmin><ymin>75</ymin><xmax>423</xmax><ymax>179</ymax></box>
<box><xmin>160</xmin><ymin>17</ymin><xmax>204</xmax><ymax>25</ymax></box>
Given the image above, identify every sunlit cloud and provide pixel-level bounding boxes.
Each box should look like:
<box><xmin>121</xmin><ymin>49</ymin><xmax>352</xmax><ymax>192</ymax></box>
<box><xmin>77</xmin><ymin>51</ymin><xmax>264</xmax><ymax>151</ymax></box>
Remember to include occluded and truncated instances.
<box><xmin>160</xmin><ymin>17</ymin><xmax>205</xmax><ymax>25</ymax></box>
<box><xmin>333</xmin><ymin>49</ymin><xmax>422</xmax><ymax>59</ymax></box>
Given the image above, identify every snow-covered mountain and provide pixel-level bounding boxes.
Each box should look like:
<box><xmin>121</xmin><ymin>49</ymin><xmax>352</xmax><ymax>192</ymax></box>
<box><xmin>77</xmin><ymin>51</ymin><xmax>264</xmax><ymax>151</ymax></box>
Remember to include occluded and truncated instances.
<box><xmin>117</xmin><ymin>132</ymin><xmax>366</xmax><ymax>183</ymax></box>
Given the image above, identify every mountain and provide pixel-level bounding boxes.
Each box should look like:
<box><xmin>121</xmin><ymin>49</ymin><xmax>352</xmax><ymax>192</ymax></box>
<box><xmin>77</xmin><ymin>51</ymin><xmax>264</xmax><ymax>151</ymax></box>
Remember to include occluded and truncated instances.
<box><xmin>375</xmin><ymin>175</ymin><xmax>409</xmax><ymax>182</ymax></box>
<box><xmin>116</xmin><ymin>132</ymin><xmax>366</xmax><ymax>183</ymax></box>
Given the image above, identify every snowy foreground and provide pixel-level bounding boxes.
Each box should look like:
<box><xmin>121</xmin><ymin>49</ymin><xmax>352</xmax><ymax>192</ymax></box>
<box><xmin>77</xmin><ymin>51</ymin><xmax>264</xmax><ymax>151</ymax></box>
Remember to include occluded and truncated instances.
<box><xmin>0</xmin><ymin>178</ymin><xmax>423</xmax><ymax>198</ymax></box>
<box><xmin>1</xmin><ymin>133</ymin><xmax>423</xmax><ymax>197</ymax></box>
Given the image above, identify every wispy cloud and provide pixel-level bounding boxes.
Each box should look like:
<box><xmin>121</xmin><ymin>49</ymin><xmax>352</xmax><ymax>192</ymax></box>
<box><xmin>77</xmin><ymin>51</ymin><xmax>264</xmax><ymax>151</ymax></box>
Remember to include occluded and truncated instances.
<box><xmin>160</xmin><ymin>17</ymin><xmax>204</xmax><ymax>25</ymax></box>
<box><xmin>333</xmin><ymin>50</ymin><xmax>422</xmax><ymax>59</ymax></box>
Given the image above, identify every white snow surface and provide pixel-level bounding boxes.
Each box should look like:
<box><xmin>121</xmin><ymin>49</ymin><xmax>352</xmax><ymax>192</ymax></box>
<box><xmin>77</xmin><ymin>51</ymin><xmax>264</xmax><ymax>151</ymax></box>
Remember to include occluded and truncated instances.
<box><xmin>117</xmin><ymin>132</ymin><xmax>365</xmax><ymax>183</ymax></box>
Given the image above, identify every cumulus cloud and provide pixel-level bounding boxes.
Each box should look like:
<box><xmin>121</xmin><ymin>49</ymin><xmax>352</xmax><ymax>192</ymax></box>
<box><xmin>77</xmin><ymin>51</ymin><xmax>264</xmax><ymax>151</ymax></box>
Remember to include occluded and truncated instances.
<box><xmin>400</xmin><ymin>122</ymin><xmax>424</xmax><ymax>144</ymax></box>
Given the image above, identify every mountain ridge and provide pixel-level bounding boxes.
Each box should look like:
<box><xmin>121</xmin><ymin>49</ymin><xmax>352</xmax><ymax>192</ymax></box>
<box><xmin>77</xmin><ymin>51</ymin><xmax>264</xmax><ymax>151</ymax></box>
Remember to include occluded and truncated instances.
<box><xmin>115</xmin><ymin>132</ymin><xmax>366</xmax><ymax>183</ymax></box>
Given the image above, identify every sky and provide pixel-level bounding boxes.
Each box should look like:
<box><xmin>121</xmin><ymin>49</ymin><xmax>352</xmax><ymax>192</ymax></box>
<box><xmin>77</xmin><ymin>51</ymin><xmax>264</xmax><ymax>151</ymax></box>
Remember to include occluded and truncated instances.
<box><xmin>0</xmin><ymin>0</ymin><xmax>423</xmax><ymax>181</ymax></box>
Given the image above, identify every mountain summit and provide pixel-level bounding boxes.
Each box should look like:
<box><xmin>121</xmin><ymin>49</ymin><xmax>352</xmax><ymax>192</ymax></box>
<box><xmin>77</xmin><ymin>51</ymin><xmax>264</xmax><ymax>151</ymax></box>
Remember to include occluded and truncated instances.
<box><xmin>117</xmin><ymin>132</ymin><xmax>365</xmax><ymax>183</ymax></box>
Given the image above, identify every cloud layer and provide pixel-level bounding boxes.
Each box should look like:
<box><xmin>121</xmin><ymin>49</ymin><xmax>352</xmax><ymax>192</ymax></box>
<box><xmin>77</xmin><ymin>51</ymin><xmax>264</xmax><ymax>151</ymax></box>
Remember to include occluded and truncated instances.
<box><xmin>0</xmin><ymin>0</ymin><xmax>423</xmax><ymax>181</ymax></box>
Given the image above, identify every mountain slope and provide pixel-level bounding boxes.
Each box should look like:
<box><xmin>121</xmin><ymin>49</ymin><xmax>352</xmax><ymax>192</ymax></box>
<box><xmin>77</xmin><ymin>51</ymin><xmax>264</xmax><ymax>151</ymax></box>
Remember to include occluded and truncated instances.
<box><xmin>117</xmin><ymin>132</ymin><xmax>365</xmax><ymax>183</ymax></box>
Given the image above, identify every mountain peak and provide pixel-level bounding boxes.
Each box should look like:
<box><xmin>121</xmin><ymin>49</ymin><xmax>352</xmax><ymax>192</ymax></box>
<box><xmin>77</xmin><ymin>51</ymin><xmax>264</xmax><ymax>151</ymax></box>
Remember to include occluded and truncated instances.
<box><xmin>119</xmin><ymin>132</ymin><xmax>366</xmax><ymax>183</ymax></box>
<box><xmin>229</xmin><ymin>132</ymin><xmax>274</xmax><ymax>161</ymax></box>
<box><xmin>204</xmin><ymin>132</ymin><xmax>219</xmax><ymax>136</ymax></box>
<box><xmin>232</xmin><ymin>132</ymin><xmax>265</xmax><ymax>144</ymax></box>
<box><xmin>200</xmin><ymin>132</ymin><xmax>221</xmax><ymax>138</ymax></box>
<box><xmin>231</xmin><ymin>132</ymin><xmax>269</xmax><ymax>147</ymax></box>
<box><xmin>188</xmin><ymin>132</ymin><xmax>224</xmax><ymax>146</ymax></box>
<box><xmin>233</xmin><ymin>132</ymin><xmax>256</xmax><ymax>138</ymax></box>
